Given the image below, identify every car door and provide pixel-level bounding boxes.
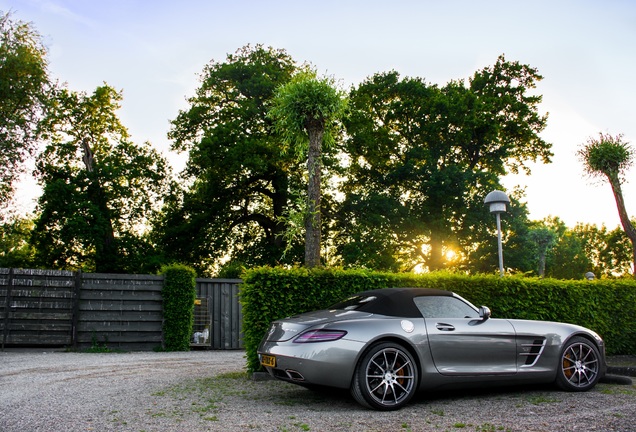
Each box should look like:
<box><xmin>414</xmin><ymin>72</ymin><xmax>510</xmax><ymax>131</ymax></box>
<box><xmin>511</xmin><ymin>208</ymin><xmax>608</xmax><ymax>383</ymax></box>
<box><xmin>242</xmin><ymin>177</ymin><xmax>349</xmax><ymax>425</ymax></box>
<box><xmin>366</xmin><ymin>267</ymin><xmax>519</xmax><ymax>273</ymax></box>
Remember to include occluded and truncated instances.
<box><xmin>414</xmin><ymin>296</ymin><xmax>517</xmax><ymax>376</ymax></box>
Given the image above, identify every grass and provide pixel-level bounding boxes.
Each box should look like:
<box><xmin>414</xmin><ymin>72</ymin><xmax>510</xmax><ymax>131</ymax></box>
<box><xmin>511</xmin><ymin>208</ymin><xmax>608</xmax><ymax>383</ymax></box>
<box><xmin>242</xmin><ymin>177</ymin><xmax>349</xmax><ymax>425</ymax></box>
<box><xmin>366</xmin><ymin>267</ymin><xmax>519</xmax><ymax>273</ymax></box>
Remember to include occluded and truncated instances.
<box><xmin>523</xmin><ymin>394</ymin><xmax>560</xmax><ymax>405</ymax></box>
<box><xmin>131</xmin><ymin>369</ymin><xmax>633</xmax><ymax>431</ymax></box>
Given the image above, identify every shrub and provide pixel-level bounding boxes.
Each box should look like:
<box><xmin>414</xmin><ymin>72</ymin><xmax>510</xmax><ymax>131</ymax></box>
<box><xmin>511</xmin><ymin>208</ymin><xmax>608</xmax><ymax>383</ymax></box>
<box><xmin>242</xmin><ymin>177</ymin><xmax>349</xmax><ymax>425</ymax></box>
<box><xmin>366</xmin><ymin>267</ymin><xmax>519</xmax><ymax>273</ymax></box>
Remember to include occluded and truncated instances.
<box><xmin>161</xmin><ymin>264</ymin><xmax>196</xmax><ymax>351</ymax></box>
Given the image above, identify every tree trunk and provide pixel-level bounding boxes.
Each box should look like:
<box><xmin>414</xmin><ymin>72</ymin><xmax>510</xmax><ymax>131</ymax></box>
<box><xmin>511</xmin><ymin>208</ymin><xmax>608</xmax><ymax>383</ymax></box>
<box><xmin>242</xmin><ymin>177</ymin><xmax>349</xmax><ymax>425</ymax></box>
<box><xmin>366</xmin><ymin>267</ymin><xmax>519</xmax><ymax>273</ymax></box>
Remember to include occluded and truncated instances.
<box><xmin>607</xmin><ymin>173</ymin><xmax>636</xmax><ymax>278</ymax></box>
<box><xmin>538</xmin><ymin>252</ymin><xmax>546</xmax><ymax>278</ymax></box>
<box><xmin>428</xmin><ymin>230</ymin><xmax>444</xmax><ymax>271</ymax></box>
<box><xmin>81</xmin><ymin>139</ymin><xmax>118</xmax><ymax>273</ymax></box>
<box><xmin>271</xmin><ymin>172</ymin><xmax>289</xmax><ymax>250</ymax></box>
<box><xmin>305</xmin><ymin>126</ymin><xmax>324</xmax><ymax>268</ymax></box>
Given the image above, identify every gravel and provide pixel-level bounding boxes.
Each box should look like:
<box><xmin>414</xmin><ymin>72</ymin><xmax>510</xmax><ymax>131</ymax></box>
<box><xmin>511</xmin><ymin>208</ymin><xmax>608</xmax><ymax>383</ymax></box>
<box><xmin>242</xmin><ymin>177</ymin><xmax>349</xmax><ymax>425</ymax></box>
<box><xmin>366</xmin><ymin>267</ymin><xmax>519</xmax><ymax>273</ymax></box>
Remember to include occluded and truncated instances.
<box><xmin>1</xmin><ymin>349</ymin><xmax>635</xmax><ymax>432</ymax></box>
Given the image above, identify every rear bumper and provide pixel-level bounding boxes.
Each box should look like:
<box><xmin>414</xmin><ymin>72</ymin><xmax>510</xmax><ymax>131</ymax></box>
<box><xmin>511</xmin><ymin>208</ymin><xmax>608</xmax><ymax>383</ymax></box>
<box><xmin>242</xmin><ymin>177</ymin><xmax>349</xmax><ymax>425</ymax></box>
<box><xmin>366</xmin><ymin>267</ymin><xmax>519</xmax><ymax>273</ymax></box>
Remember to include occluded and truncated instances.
<box><xmin>258</xmin><ymin>338</ymin><xmax>365</xmax><ymax>389</ymax></box>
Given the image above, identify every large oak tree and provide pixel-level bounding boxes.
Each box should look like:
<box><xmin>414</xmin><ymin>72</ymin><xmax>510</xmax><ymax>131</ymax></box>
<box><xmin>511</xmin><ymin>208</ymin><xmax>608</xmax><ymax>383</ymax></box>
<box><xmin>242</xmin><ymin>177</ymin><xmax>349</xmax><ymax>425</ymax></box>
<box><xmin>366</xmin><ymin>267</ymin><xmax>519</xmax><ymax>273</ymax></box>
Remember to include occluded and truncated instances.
<box><xmin>32</xmin><ymin>85</ymin><xmax>170</xmax><ymax>273</ymax></box>
<box><xmin>158</xmin><ymin>45</ymin><xmax>302</xmax><ymax>274</ymax></box>
<box><xmin>337</xmin><ymin>55</ymin><xmax>551</xmax><ymax>272</ymax></box>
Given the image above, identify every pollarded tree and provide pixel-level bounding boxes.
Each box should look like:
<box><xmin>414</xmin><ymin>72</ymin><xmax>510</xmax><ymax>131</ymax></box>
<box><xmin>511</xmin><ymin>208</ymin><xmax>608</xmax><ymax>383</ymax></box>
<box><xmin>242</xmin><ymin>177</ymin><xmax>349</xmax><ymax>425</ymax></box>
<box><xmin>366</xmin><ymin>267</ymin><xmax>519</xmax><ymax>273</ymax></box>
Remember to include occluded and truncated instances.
<box><xmin>0</xmin><ymin>11</ymin><xmax>50</xmax><ymax>217</ymax></box>
<box><xmin>32</xmin><ymin>85</ymin><xmax>170</xmax><ymax>273</ymax></box>
<box><xmin>268</xmin><ymin>70</ymin><xmax>347</xmax><ymax>268</ymax></box>
<box><xmin>578</xmin><ymin>133</ymin><xmax>636</xmax><ymax>278</ymax></box>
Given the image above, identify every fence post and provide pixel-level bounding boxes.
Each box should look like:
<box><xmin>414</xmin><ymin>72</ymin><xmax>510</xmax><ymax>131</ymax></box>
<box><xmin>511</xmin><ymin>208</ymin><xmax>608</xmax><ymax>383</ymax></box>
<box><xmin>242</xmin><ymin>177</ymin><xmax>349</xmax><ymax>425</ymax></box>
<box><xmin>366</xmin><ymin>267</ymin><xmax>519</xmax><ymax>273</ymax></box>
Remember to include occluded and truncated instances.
<box><xmin>70</xmin><ymin>270</ymin><xmax>82</xmax><ymax>349</ymax></box>
<box><xmin>2</xmin><ymin>268</ymin><xmax>15</xmax><ymax>350</ymax></box>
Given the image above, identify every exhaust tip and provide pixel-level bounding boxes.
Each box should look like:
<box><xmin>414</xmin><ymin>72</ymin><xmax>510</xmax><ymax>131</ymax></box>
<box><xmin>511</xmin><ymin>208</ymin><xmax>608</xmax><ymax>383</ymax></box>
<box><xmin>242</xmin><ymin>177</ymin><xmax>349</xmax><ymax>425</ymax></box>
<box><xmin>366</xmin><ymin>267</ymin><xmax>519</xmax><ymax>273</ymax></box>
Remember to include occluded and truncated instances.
<box><xmin>285</xmin><ymin>369</ymin><xmax>305</xmax><ymax>381</ymax></box>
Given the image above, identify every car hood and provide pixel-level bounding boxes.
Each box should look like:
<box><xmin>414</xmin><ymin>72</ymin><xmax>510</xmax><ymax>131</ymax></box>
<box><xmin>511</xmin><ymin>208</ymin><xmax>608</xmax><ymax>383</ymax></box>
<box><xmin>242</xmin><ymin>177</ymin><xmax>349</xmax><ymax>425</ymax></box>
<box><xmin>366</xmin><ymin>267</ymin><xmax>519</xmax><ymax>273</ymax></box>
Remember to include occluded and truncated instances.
<box><xmin>264</xmin><ymin>309</ymin><xmax>373</xmax><ymax>342</ymax></box>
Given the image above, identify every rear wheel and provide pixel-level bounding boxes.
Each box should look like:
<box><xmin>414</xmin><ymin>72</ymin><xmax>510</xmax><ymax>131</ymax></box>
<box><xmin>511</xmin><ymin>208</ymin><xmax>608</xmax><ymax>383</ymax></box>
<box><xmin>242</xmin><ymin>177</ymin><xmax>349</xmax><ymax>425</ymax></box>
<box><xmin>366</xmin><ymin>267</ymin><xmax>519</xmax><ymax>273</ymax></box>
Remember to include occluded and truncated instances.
<box><xmin>556</xmin><ymin>336</ymin><xmax>601</xmax><ymax>391</ymax></box>
<box><xmin>351</xmin><ymin>342</ymin><xmax>418</xmax><ymax>410</ymax></box>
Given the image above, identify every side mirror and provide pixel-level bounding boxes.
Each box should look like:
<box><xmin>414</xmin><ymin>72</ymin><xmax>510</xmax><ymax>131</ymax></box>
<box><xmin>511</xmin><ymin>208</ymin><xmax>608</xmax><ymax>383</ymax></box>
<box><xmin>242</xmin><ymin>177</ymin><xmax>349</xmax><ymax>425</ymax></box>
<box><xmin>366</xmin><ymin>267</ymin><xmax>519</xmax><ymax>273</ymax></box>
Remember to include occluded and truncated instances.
<box><xmin>479</xmin><ymin>306</ymin><xmax>491</xmax><ymax>321</ymax></box>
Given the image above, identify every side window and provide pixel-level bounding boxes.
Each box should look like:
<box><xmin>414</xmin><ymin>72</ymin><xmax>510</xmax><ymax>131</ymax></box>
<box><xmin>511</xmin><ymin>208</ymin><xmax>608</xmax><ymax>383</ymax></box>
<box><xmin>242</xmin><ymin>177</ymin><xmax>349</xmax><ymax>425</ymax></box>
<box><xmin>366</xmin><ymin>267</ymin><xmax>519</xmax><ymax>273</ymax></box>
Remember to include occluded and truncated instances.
<box><xmin>413</xmin><ymin>296</ymin><xmax>478</xmax><ymax>319</ymax></box>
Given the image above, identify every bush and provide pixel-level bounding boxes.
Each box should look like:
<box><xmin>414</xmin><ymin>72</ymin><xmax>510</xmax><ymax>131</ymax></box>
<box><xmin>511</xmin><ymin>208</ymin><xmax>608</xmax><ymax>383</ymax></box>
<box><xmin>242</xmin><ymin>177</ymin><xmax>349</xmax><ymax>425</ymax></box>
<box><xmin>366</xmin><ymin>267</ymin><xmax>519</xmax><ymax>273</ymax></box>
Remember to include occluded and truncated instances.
<box><xmin>161</xmin><ymin>264</ymin><xmax>196</xmax><ymax>351</ymax></box>
<box><xmin>241</xmin><ymin>267</ymin><xmax>636</xmax><ymax>372</ymax></box>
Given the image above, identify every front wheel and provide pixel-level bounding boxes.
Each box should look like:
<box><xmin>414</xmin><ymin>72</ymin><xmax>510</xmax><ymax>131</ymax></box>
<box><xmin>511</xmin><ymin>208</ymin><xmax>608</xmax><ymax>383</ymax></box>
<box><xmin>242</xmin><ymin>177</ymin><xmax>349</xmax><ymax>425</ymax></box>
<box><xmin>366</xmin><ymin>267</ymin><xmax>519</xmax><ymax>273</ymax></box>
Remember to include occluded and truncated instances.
<box><xmin>556</xmin><ymin>336</ymin><xmax>602</xmax><ymax>391</ymax></box>
<box><xmin>351</xmin><ymin>342</ymin><xmax>418</xmax><ymax>410</ymax></box>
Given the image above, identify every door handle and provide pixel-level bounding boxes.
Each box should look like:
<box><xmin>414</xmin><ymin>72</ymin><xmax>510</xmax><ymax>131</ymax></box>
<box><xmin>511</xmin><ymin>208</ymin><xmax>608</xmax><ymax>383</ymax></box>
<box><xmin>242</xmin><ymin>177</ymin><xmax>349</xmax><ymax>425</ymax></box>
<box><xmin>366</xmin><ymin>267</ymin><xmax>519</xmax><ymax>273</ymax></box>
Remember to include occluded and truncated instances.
<box><xmin>436</xmin><ymin>323</ymin><xmax>455</xmax><ymax>331</ymax></box>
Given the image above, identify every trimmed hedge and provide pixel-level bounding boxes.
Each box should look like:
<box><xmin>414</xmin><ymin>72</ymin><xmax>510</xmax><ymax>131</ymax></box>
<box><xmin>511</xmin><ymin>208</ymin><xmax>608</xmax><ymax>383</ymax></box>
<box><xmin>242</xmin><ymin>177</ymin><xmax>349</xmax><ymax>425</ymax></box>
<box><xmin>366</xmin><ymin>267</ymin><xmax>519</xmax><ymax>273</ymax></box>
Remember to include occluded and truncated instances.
<box><xmin>161</xmin><ymin>264</ymin><xmax>197</xmax><ymax>351</ymax></box>
<box><xmin>241</xmin><ymin>267</ymin><xmax>636</xmax><ymax>372</ymax></box>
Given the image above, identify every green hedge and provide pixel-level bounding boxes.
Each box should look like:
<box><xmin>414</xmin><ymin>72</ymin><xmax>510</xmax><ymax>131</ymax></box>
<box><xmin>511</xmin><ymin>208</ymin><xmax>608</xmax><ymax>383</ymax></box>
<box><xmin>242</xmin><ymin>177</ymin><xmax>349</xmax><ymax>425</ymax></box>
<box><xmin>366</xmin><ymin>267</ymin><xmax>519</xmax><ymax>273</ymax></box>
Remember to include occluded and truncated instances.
<box><xmin>161</xmin><ymin>264</ymin><xmax>197</xmax><ymax>351</ymax></box>
<box><xmin>241</xmin><ymin>267</ymin><xmax>636</xmax><ymax>372</ymax></box>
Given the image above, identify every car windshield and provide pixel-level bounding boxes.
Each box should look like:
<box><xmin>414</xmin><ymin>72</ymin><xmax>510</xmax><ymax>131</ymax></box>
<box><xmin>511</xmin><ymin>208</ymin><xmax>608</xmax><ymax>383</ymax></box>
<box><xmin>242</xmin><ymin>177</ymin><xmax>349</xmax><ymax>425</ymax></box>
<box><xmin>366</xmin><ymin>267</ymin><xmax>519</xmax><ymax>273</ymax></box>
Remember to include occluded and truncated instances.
<box><xmin>329</xmin><ymin>295</ymin><xmax>377</xmax><ymax>311</ymax></box>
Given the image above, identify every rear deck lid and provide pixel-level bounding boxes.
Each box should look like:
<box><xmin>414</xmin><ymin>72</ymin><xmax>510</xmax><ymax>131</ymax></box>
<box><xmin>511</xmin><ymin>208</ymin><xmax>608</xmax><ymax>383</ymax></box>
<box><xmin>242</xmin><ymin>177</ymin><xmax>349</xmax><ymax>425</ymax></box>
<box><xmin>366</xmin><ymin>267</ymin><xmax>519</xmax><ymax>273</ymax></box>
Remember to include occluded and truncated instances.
<box><xmin>264</xmin><ymin>309</ymin><xmax>372</xmax><ymax>342</ymax></box>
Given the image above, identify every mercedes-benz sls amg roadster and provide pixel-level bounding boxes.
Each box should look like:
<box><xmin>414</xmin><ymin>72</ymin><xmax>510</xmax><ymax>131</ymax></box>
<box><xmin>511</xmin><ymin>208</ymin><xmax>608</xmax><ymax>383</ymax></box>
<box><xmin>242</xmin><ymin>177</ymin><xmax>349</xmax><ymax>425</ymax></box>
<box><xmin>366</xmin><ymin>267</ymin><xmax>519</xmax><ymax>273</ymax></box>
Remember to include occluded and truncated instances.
<box><xmin>258</xmin><ymin>288</ymin><xmax>606</xmax><ymax>410</ymax></box>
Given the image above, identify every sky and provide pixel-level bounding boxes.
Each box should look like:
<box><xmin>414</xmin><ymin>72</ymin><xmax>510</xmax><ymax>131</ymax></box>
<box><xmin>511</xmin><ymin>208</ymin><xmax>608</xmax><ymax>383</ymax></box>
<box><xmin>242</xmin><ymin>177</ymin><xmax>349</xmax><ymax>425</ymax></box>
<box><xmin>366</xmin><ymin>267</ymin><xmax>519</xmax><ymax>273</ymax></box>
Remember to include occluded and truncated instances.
<box><xmin>2</xmin><ymin>0</ymin><xmax>636</xmax><ymax>228</ymax></box>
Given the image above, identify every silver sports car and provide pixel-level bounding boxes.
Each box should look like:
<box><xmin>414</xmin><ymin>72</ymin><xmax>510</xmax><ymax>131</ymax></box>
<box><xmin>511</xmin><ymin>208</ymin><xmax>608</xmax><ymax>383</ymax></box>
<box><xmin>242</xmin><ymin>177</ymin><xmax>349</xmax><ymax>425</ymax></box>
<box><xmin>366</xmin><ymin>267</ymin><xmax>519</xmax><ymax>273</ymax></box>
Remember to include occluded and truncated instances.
<box><xmin>258</xmin><ymin>288</ymin><xmax>606</xmax><ymax>410</ymax></box>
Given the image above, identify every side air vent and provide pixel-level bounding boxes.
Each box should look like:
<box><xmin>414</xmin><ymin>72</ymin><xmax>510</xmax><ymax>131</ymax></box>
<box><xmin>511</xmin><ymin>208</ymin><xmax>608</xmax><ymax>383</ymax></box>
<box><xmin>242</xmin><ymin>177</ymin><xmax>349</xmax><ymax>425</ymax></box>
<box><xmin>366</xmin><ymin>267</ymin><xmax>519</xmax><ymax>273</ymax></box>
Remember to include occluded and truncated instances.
<box><xmin>520</xmin><ymin>338</ymin><xmax>546</xmax><ymax>367</ymax></box>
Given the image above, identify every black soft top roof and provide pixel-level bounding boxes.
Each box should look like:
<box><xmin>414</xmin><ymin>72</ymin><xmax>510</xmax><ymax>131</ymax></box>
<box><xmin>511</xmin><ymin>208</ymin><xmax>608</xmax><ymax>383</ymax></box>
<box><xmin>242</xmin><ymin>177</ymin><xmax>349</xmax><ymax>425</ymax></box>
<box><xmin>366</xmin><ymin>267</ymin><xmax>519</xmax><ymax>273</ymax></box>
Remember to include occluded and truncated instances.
<box><xmin>331</xmin><ymin>287</ymin><xmax>453</xmax><ymax>318</ymax></box>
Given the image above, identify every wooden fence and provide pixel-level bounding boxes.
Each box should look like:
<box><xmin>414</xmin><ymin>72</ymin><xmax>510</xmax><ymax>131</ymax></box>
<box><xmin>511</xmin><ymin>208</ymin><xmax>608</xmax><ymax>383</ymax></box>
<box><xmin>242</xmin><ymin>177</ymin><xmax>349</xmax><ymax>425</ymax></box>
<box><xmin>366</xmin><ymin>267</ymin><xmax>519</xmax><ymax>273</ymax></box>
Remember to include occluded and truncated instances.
<box><xmin>0</xmin><ymin>268</ymin><xmax>243</xmax><ymax>351</ymax></box>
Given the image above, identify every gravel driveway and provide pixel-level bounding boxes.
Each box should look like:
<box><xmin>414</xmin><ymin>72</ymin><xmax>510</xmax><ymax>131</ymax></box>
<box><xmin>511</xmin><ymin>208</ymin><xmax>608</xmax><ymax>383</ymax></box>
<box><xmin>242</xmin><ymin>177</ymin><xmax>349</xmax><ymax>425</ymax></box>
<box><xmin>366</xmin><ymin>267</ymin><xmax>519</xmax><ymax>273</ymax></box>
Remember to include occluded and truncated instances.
<box><xmin>1</xmin><ymin>349</ymin><xmax>635</xmax><ymax>432</ymax></box>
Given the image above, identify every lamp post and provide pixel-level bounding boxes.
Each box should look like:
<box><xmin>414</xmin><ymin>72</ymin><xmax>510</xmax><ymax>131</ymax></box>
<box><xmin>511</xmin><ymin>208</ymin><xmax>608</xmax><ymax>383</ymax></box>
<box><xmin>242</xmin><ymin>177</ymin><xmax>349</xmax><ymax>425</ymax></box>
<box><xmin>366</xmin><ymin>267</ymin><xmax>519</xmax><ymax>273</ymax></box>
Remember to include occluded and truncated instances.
<box><xmin>484</xmin><ymin>190</ymin><xmax>510</xmax><ymax>277</ymax></box>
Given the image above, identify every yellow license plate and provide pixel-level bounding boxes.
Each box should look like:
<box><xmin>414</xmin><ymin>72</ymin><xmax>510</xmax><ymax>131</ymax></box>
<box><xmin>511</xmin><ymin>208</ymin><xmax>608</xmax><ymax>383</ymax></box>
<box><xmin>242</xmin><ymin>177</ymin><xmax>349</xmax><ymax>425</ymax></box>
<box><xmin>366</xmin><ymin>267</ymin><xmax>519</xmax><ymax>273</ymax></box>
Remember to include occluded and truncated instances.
<box><xmin>261</xmin><ymin>354</ymin><xmax>276</xmax><ymax>368</ymax></box>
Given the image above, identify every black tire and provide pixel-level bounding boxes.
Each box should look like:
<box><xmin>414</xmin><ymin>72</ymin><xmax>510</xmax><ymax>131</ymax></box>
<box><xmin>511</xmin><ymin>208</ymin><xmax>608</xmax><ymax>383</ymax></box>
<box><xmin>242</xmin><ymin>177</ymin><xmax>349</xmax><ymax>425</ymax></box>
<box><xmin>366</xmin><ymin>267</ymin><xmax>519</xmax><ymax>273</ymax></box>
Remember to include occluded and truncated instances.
<box><xmin>350</xmin><ymin>342</ymin><xmax>418</xmax><ymax>410</ymax></box>
<box><xmin>555</xmin><ymin>336</ymin><xmax>602</xmax><ymax>392</ymax></box>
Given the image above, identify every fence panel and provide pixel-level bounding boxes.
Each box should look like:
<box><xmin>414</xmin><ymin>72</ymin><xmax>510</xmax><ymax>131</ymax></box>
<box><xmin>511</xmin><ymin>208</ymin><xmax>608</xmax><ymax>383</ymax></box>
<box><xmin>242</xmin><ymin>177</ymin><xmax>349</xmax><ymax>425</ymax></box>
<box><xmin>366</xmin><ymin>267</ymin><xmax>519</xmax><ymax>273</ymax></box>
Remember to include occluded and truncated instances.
<box><xmin>0</xmin><ymin>268</ymin><xmax>77</xmax><ymax>348</ymax></box>
<box><xmin>76</xmin><ymin>273</ymin><xmax>164</xmax><ymax>351</ymax></box>
<box><xmin>1</xmin><ymin>269</ymin><xmax>244</xmax><ymax>351</ymax></box>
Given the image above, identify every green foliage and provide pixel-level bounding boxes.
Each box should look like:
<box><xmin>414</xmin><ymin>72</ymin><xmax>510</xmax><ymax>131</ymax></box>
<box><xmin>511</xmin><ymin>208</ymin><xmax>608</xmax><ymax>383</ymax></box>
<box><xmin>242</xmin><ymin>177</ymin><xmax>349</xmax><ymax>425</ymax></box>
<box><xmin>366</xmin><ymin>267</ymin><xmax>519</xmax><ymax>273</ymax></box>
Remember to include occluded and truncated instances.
<box><xmin>337</xmin><ymin>55</ymin><xmax>551</xmax><ymax>273</ymax></box>
<box><xmin>0</xmin><ymin>216</ymin><xmax>36</xmax><ymax>267</ymax></box>
<box><xmin>578</xmin><ymin>133</ymin><xmax>634</xmax><ymax>182</ymax></box>
<box><xmin>31</xmin><ymin>85</ymin><xmax>171</xmax><ymax>273</ymax></box>
<box><xmin>241</xmin><ymin>268</ymin><xmax>636</xmax><ymax>372</ymax></box>
<box><xmin>268</xmin><ymin>70</ymin><xmax>348</xmax><ymax>268</ymax></box>
<box><xmin>268</xmin><ymin>69</ymin><xmax>348</xmax><ymax>158</ymax></box>
<box><xmin>86</xmin><ymin>331</ymin><xmax>112</xmax><ymax>353</ymax></box>
<box><xmin>0</xmin><ymin>11</ymin><xmax>51</xmax><ymax>215</ymax></box>
<box><xmin>161</xmin><ymin>264</ymin><xmax>197</xmax><ymax>351</ymax></box>
<box><xmin>216</xmin><ymin>260</ymin><xmax>245</xmax><ymax>279</ymax></box>
<box><xmin>158</xmin><ymin>44</ymin><xmax>303</xmax><ymax>275</ymax></box>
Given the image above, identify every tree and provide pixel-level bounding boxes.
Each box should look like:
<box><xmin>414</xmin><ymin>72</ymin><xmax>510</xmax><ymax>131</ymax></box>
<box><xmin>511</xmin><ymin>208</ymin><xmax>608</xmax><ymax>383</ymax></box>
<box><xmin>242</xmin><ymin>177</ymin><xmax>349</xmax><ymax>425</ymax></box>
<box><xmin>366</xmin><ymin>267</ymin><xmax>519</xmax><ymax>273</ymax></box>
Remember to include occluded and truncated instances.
<box><xmin>32</xmin><ymin>85</ymin><xmax>170</xmax><ymax>273</ymax></box>
<box><xmin>0</xmin><ymin>11</ymin><xmax>50</xmax><ymax>217</ymax></box>
<box><xmin>338</xmin><ymin>55</ymin><xmax>551</xmax><ymax>272</ymax></box>
<box><xmin>159</xmin><ymin>45</ymin><xmax>301</xmax><ymax>274</ymax></box>
<box><xmin>528</xmin><ymin>226</ymin><xmax>557</xmax><ymax>277</ymax></box>
<box><xmin>600</xmin><ymin>225</ymin><xmax>634</xmax><ymax>277</ymax></box>
<box><xmin>268</xmin><ymin>71</ymin><xmax>347</xmax><ymax>268</ymax></box>
<box><xmin>0</xmin><ymin>216</ymin><xmax>36</xmax><ymax>267</ymax></box>
<box><xmin>566</xmin><ymin>222</ymin><xmax>634</xmax><ymax>278</ymax></box>
<box><xmin>578</xmin><ymin>133</ymin><xmax>636</xmax><ymax>278</ymax></box>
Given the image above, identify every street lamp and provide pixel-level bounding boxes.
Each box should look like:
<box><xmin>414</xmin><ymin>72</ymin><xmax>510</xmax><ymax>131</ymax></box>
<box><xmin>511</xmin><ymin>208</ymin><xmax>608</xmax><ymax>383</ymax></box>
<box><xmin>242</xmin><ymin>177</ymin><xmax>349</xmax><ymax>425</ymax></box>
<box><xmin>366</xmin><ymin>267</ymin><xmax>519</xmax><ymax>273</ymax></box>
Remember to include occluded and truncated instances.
<box><xmin>484</xmin><ymin>190</ymin><xmax>510</xmax><ymax>277</ymax></box>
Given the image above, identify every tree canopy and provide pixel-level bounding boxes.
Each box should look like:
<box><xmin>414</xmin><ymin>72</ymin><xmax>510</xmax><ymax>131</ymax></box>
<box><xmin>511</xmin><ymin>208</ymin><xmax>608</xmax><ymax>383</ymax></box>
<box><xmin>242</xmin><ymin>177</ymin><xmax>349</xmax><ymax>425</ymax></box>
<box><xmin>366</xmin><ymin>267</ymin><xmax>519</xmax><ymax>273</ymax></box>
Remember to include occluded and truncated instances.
<box><xmin>336</xmin><ymin>56</ymin><xmax>552</xmax><ymax>272</ymax></box>
<box><xmin>157</xmin><ymin>45</ymin><xmax>303</xmax><ymax>274</ymax></box>
<box><xmin>0</xmin><ymin>11</ymin><xmax>50</xmax><ymax>217</ymax></box>
<box><xmin>32</xmin><ymin>85</ymin><xmax>170</xmax><ymax>272</ymax></box>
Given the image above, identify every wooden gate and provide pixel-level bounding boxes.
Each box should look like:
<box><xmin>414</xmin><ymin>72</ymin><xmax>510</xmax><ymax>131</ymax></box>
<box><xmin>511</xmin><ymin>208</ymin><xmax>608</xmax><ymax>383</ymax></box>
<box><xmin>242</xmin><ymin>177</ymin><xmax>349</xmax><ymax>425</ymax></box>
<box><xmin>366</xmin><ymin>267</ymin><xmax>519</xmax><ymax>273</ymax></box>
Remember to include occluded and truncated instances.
<box><xmin>196</xmin><ymin>278</ymin><xmax>243</xmax><ymax>349</ymax></box>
